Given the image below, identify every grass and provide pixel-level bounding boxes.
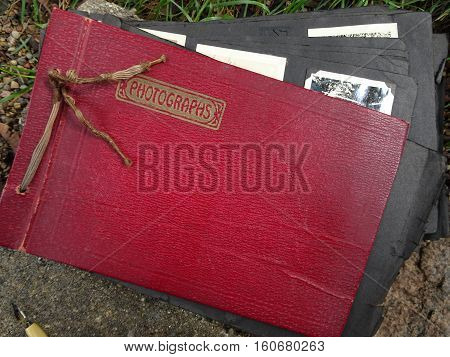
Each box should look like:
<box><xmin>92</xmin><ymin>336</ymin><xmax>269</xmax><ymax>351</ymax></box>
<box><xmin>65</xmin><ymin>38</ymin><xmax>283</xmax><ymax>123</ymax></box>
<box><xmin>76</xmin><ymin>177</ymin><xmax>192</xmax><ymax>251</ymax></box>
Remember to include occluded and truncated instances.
<box><xmin>15</xmin><ymin>1</ymin><xmax>450</xmax><ymax>29</ymax></box>
<box><xmin>116</xmin><ymin>0</ymin><xmax>450</xmax><ymax>29</ymax></box>
<box><xmin>0</xmin><ymin>65</ymin><xmax>35</xmax><ymax>104</ymax></box>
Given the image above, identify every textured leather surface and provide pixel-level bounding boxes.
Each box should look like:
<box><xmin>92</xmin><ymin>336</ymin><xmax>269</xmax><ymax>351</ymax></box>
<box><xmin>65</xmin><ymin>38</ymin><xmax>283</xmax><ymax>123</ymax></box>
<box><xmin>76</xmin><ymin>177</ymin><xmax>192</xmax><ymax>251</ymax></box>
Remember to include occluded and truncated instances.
<box><xmin>0</xmin><ymin>9</ymin><xmax>409</xmax><ymax>336</ymax></box>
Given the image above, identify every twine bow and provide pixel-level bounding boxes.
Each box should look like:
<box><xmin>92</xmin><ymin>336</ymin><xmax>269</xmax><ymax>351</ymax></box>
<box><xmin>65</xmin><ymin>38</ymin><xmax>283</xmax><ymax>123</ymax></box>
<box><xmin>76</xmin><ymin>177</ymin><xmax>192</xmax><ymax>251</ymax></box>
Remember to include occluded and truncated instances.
<box><xmin>17</xmin><ymin>55</ymin><xmax>166</xmax><ymax>194</ymax></box>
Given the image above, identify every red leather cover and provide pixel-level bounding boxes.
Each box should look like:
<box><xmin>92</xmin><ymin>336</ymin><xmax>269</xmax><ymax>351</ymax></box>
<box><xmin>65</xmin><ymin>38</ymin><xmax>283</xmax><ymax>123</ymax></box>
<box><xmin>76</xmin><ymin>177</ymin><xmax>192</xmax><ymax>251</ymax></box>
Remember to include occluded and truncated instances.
<box><xmin>0</xmin><ymin>9</ymin><xmax>408</xmax><ymax>336</ymax></box>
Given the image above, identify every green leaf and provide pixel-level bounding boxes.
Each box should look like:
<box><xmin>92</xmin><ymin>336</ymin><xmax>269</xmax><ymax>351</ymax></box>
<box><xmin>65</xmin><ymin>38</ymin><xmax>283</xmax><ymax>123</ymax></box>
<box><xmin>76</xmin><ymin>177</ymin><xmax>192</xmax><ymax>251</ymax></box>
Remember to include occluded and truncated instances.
<box><xmin>200</xmin><ymin>14</ymin><xmax>236</xmax><ymax>22</ymax></box>
<box><xmin>168</xmin><ymin>0</ymin><xmax>194</xmax><ymax>22</ymax></box>
<box><xmin>0</xmin><ymin>86</ymin><xmax>33</xmax><ymax>104</ymax></box>
<box><xmin>212</xmin><ymin>0</ymin><xmax>270</xmax><ymax>14</ymax></box>
<box><xmin>20</xmin><ymin>0</ymin><xmax>26</xmax><ymax>24</ymax></box>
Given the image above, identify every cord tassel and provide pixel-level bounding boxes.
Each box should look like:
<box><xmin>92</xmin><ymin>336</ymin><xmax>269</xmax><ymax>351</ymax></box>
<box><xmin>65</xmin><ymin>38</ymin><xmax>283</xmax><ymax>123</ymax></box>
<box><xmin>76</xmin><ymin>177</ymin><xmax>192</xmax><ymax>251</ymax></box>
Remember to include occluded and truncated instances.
<box><xmin>16</xmin><ymin>55</ymin><xmax>166</xmax><ymax>194</ymax></box>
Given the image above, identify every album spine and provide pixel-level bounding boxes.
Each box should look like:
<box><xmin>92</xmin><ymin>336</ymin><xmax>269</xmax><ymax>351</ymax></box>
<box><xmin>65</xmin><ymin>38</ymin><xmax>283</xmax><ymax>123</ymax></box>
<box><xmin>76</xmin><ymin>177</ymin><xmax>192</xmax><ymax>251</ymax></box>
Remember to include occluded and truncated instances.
<box><xmin>0</xmin><ymin>10</ymin><xmax>88</xmax><ymax>251</ymax></box>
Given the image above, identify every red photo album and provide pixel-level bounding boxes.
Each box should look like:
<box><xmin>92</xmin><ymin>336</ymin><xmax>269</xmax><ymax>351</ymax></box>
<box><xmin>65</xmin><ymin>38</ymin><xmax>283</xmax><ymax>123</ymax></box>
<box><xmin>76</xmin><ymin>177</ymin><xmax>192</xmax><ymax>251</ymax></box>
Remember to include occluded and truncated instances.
<box><xmin>0</xmin><ymin>9</ymin><xmax>408</xmax><ymax>336</ymax></box>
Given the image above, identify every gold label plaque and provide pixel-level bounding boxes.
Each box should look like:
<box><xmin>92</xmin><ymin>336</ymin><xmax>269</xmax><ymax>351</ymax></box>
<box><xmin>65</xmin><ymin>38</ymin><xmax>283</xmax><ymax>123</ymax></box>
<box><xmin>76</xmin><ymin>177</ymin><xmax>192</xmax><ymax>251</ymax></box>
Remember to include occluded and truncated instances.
<box><xmin>116</xmin><ymin>75</ymin><xmax>226</xmax><ymax>130</ymax></box>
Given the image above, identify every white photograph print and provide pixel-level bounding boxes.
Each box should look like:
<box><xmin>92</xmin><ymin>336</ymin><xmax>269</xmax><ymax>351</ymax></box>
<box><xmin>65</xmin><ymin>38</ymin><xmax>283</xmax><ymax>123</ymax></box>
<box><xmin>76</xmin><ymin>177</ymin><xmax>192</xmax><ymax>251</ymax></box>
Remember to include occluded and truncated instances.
<box><xmin>305</xmin><ymin>70</ymin><xmax>395</xmax><ymax>115</ymax></box>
